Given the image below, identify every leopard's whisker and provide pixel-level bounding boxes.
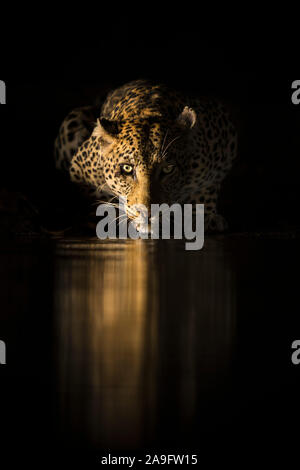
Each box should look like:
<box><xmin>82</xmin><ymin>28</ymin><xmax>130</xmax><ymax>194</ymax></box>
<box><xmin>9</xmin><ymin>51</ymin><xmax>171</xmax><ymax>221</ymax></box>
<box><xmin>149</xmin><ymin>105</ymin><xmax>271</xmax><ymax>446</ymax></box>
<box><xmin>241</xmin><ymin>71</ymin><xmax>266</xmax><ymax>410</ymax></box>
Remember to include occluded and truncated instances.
<box><xmin>116</xmin><ymin>214</ymin><xmax>128</xmax><ymax>225</ymax></box>
<box><xmin>160</xmin><ymin>129</ymin><xmax>169</xmax><ymax>156</ymax></box>
<box><xmin>108</xmin><ymin>195</ymin><xmax>119</xmax><ymax>203</ymax></box>
<box><xmin>161</xmin><ymin>135</ymin><xmax>181</xmax><ymax>159</ymax></box>
<box><xmin>96</xmin><ymin>182</ymin><xmax>107</xmax><ymax>194</ymax></box>
<box><xmin>96</xmin><ymin>200</ymin><xmax>119</xmax><ymax>206</ymax></box>
<box><xmin>108</xmin><ymin>213</ymin><xmax>127</xmax><ymax>227</ymax></box>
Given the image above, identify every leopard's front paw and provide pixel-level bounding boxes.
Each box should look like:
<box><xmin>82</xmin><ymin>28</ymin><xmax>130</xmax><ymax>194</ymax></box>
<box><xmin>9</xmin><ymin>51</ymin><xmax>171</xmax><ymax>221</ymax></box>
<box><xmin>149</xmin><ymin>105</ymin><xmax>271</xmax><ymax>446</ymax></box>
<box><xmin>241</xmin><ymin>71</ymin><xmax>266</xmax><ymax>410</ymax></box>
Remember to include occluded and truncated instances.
<box><xmin>205</xmin><ymin>213</ymin><xmax>228</xmax><ymax>232</ymax></box>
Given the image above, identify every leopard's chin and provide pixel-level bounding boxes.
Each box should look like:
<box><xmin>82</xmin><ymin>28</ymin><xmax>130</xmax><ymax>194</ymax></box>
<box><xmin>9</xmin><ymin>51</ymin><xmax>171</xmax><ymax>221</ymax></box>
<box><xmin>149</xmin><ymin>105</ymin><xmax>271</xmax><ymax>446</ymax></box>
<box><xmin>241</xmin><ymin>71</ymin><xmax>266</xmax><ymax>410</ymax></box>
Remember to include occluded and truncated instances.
<box><xmin>135</xmin><ymin>223</ymin><xmax>151</xmax><ymax>235</ymax></box>
<box><xmin>132</xmin><ymin>215</ymin><xmax>160</xmax><ymax>237</ymax></box>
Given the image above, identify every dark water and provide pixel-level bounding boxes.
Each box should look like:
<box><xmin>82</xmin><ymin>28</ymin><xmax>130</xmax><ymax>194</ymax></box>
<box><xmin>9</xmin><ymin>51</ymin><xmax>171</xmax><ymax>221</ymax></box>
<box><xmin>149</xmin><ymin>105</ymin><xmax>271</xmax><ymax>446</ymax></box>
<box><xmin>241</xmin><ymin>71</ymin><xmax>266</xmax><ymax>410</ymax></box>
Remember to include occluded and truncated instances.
<box><xmin>0</xmin><ymin>235</ymin><xmax>299</xmax><ymax>465</ymax></box>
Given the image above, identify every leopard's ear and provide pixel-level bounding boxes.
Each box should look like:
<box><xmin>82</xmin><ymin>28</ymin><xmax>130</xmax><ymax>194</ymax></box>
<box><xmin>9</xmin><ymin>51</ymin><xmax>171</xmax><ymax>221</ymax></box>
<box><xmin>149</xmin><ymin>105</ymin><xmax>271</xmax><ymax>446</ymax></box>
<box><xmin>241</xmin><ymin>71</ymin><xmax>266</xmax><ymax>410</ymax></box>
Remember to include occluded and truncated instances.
<box><xmin>177</xmin><ymin>106</ymin><xmax>197</xmax><ymax>130</ymax></box>
<box><xmin>92</xmin><ymin>117</ymin><xmax>120</xmax><ymax>144</ymax></box>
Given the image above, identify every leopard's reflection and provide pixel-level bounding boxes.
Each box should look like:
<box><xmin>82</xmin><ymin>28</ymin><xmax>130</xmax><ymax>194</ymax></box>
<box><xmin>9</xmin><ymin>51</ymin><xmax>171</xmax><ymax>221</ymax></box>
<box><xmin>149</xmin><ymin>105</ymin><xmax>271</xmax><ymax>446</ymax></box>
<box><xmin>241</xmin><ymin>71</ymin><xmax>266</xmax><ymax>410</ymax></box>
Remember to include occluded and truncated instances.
<box><xmin>54</xmin><ymin>239</ymin><xmax>236</xmax><ymax>449</ymax></box>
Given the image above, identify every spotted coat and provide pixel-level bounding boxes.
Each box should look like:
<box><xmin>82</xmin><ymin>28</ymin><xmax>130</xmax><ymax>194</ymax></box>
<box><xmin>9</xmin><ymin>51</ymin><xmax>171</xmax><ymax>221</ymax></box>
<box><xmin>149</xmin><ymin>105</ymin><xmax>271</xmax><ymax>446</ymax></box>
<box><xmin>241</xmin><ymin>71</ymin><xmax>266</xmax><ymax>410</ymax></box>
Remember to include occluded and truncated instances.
<box><xmin>54</xmin><ymin>80</ymin><xmax>237</xmax><ymax>231</ymax></box>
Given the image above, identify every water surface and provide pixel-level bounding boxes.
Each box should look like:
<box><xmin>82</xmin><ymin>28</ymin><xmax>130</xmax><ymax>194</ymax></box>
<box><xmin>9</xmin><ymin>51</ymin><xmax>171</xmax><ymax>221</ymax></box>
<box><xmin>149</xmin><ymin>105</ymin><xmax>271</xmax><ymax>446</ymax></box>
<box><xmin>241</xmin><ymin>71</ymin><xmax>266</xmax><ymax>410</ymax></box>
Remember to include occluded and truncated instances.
<box><xmin>0</xmin><ymin>235</ymin><xmax>299</xmax><ymax>464</ymax></box>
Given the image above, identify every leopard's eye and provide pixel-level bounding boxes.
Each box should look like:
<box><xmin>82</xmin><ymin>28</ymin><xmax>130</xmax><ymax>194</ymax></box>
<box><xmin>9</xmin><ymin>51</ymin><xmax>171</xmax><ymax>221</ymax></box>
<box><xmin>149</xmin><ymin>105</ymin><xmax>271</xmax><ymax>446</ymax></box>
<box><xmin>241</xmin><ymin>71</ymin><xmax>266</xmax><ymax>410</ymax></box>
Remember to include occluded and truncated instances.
<box><xmin>162</xmin><ymin>164</ymin><xmax>175</xmax><ymax>175</ymax></box>
<box><xmin>120</xmin><ymin>164</ymin><xmax>134</xmax><ymax>175</ymax></box>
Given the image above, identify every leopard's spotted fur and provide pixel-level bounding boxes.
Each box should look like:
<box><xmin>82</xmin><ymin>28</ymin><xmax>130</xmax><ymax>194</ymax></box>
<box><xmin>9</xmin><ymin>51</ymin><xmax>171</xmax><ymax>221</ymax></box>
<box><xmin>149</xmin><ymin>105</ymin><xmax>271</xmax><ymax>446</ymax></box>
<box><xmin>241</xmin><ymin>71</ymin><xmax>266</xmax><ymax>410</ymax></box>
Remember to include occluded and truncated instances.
<box><xmin>54</xmin><ymin>80</ymin><xmax>237</xmax><ymax>231</ymax></box>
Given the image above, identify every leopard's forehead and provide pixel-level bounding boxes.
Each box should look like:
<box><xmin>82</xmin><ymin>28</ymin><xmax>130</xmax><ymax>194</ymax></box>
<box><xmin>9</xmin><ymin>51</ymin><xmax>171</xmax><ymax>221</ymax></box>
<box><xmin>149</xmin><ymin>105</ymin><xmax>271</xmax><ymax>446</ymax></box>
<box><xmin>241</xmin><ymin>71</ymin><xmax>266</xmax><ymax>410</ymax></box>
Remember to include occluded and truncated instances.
<box><xmin>113</xmin><ymin>119</ymin><xmax>170</xmax><ymax>165</ymax></box>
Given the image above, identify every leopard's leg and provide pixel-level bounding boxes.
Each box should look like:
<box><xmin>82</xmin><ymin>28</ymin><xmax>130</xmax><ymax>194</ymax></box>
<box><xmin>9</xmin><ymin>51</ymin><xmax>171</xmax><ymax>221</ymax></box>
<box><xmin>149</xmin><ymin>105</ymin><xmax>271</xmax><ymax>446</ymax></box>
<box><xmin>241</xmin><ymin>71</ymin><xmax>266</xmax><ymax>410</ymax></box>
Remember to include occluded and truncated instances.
<box><xmin>185</xmin><ymin>184</ymin><xmax>228</xmax><ymax>232</ymax></box>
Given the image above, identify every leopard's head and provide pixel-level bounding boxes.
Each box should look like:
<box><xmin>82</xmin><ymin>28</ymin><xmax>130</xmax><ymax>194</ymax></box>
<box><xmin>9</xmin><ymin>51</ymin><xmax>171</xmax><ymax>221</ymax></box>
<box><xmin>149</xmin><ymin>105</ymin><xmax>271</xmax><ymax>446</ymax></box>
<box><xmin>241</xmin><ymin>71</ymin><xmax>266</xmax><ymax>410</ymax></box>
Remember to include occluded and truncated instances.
<box><xmin>92</xmin><ymin>106</ymin><xmax>197</xmax><ymax>224</ymax></box>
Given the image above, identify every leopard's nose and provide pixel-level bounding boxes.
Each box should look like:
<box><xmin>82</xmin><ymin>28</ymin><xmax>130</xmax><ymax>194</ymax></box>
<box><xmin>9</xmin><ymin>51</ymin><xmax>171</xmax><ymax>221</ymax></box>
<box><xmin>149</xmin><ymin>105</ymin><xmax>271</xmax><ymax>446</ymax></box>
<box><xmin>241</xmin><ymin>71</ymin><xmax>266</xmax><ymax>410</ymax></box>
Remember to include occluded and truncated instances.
<box><xmin>127</xmin><ymin>203</ymin><xmax>149</xmax><ymax>221</ymax></box>
<box><xmin>125</xmin><ymin>205</ymin><xmax>148</xmax><ymax>222</ymax></box>
<box><xmin>134</xmin><ymin>215</ymin><xmax>159</xmax><ymax>236</ymax></box>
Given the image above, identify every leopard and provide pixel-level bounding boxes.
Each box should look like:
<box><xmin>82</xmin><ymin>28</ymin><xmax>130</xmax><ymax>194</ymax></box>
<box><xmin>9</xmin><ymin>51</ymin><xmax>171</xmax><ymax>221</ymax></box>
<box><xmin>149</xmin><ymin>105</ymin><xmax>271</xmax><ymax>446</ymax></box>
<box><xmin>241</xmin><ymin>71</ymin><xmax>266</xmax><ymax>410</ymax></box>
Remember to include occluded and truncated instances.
<box><xmin>54</xmin><ymin>80</ymin><xmax>237</xmax><ymax>232</ymax></box>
